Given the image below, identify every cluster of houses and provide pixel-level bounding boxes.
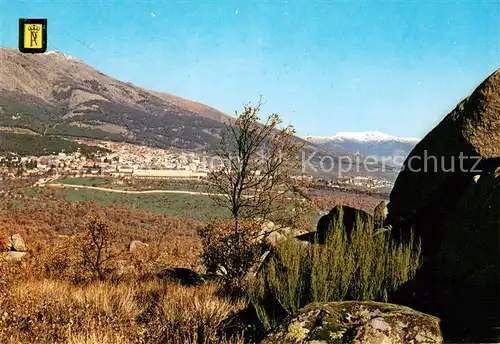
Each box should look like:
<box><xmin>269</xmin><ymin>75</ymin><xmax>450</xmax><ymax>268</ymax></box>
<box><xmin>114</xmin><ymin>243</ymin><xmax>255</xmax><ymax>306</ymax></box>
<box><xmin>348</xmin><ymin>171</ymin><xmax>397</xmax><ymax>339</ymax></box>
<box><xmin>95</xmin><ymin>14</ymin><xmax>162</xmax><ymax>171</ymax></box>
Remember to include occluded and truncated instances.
<box><xmin>0</xmin><ymin>145</ymin><xmax>212</xmax><ymax>180</ymax></box>
<box><xmin>327</xmin><ymin>176</ymin><xmax>393</xmax><ymax>190</ymax></box>
<box><xmin>0</xmin><ymin>139</ymin><xmax>394</xmax><ymax>188</ymax></box>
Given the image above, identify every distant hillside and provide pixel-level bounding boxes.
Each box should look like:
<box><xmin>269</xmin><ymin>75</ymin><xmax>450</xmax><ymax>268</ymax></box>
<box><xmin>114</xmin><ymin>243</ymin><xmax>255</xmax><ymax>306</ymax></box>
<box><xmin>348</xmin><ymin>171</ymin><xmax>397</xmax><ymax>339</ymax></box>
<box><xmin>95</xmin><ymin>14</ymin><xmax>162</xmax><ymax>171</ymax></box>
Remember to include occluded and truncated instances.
<box><xmin>0</xmin><ymin>132</ymin><xmax>108</xmax><ymax>157</ymax></box>
<box><xmin>305</xmin><ymin>131</ymin><xmax>420</xmax><ymax>165</ymax></box>
<box><xmin>0</xmin><ymin>48</ymin><xmax>402</xmax><ymax>181</ymax></box>
<box><xmin>0</xmin><ymin>48</ymin><xmax>232</xmax><ymax>150</ymax></box>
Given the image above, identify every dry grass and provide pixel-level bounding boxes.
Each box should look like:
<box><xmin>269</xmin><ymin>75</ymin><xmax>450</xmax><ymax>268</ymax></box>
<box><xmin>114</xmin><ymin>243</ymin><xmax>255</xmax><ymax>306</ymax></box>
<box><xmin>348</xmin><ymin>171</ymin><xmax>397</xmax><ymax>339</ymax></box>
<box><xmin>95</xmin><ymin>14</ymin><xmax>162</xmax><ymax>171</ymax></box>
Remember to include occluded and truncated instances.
<box><xmin>0</xmin><ymin>199</ymin><xmax>245</xmax><ymax>343</ymax></box>
<box><xmin>0</xmin><ymin>278</ymin><xmax>246</xmax><ymax>344</ymax></box>
<box><xmin>0</xmin><ymin>189</ymin><xmax>414</xmax><ymax>343</ymax></box>
<box><xmin>158</xmin><ymin>283</ymin><xmax>246</xmax><ymax>343</ymax></box>
<box><xmin>66</xmin><ymin>332</ymin><xmax>131</xmax><ymax>344</ymax></box>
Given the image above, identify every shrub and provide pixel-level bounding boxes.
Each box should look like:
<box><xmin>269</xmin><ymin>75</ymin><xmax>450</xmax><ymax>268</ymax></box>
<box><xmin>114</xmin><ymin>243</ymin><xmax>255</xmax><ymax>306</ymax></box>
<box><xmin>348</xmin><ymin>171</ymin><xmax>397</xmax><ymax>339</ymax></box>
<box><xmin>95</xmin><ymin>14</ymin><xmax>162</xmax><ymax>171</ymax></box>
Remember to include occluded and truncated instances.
<box><xmin>76</xmin><ymin>217</ymin><xmax>124</xmax><ymax>281</ymax></box>
<box><xmin>0</xmin><ymin>279</ymin><xmax>246</xmax><ymax>344</ymax></box>
<box><xmin>197</xmin><ymin>220</ymin><xmax>265</xmax><ymax>295</ymax></box>
<box><xmin>0</xmin><ymin>238</ymin><xmax>7</xmax><ymax>252</ymax></box>
<box><xmin>250</xmin><ymin>211</ymin><xmax>422</xmax><ymax>329</ymax></box>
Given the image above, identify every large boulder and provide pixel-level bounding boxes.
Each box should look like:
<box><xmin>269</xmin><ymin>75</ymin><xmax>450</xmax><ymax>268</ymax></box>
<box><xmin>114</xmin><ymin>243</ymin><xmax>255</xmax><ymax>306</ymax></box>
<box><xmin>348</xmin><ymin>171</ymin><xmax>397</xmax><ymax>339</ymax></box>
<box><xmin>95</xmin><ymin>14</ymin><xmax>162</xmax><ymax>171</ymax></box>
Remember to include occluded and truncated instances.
<box><xmin>259</xmin><ymin>221</ymin><xmax>307</xmax><ymax>246</ymax></box>
<box><xmin>387</xmin><ymin>70</ymin><xmax>500</xmax><ymax>342</ymax></box>
<box><xmin>263</xmin><ymin>301</ymin><xmax>442</xmax><ymax>344</ymax></box>
<box><xmin>295</xmin><ymin>205</ymin><xmax>373</xmax><ymax>244</ymax></box>
<box><xmin>389</xmin><ymin>70</ymin><xmax>500</xmax><ymax>250</ymax></box>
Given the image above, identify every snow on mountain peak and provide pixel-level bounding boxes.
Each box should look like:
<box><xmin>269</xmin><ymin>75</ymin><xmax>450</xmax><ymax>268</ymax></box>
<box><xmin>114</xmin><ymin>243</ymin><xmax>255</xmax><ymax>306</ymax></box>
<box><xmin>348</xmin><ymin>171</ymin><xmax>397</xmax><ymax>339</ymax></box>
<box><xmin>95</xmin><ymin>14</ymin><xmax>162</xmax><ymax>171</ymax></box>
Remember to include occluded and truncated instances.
<box><xmin>305</xmin><ymin>131</ymin><xmax>420</xmax><ymax>144</ymax></box>
<box><xmin>44</xmin><ymin>50</ymin><xmax>79</xmax><ymax>61</ymax></box>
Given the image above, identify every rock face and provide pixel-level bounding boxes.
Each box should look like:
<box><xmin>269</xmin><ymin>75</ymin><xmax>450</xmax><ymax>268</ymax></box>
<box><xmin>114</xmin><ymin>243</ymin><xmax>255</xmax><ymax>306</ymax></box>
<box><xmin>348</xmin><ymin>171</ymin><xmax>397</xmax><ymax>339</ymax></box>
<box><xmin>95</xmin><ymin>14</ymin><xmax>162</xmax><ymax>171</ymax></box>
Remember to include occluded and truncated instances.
<box><xmin>387</xmin><ymin>70</ymin><xmax>500</xmax><ymax>342</ymax></box>
<box><xmin>263</xmin><ymin>301</ymin><xmax>443</xmax><ymax>344</ymax></box>
<box><xmin>295</xmin><ymin>205</ymin><xmax>373</xmax><ymax>244</ymax></box>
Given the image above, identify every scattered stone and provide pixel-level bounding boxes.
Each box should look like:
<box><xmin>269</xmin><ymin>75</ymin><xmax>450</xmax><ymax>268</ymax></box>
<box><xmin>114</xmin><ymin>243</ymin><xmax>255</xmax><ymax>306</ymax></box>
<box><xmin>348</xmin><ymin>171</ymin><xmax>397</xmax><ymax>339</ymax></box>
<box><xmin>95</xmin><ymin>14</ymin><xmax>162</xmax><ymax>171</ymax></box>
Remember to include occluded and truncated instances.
<box><xmin>1</xmin><ymin>251</ymin><xmax>28</xmax><ymax>262</ymax></box>
<box><xmin>129</xmin><ymin>240</ymin><xmax>149</xmax><ymax>253</ymax></box>
<box><xmin>8</xmin><ymin>234</ymin><xmax>26</xmax><ymax>252</ymax></box>
<box><xmin>259</xmin><ymin>220</ymin><xmax>306</xmax><ymax>246</ymax></box>
<box><xmin>263</xmin><ymin>301</ymin><xmax>442</xmax><ymax>344</ymax></box>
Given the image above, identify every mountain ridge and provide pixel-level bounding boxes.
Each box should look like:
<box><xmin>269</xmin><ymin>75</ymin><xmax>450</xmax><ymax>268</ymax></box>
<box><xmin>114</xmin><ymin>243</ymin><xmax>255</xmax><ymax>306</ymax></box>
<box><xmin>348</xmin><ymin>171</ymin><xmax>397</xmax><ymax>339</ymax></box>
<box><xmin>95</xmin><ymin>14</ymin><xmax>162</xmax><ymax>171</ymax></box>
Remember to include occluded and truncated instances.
<box><xmin>304</xmin><ymin>131</ymin><xmax>421</xmax><ymax>163</ymax></box>
<box><xmin>305</xmin><ymin>131</ymin><xmax>421</xmax><ymax>144</ymax></box>
<box><xmin>0</xmin><ymin>48</ymin><xmax>232</xmax><ymax>150</ymax></box>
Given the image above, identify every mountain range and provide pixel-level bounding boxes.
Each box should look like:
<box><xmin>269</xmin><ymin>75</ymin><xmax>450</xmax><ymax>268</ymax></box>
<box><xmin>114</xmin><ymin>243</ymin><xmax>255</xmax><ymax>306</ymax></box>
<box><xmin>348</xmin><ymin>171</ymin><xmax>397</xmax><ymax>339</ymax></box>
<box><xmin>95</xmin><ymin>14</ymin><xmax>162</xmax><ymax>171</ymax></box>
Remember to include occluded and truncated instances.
<box><xmin>304</xmin><ymin>132</ymin><xmax>420</xmax><ymax>164</ymax></box>
<box><xmin>0</xmin><ymin>47</ymin><xmax>405</xmax><ymax>180</ymax></box>
<box><xmin>0</xmin><ymin>48</ymin><xmax>231</xmax><ymax>150</ymax></box>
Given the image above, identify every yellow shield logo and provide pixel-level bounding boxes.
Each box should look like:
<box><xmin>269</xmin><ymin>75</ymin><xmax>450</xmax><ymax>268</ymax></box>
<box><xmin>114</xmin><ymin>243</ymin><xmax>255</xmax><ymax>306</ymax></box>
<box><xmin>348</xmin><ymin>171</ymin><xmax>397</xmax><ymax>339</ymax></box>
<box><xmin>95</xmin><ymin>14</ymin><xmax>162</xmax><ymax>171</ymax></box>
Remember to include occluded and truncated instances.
<box><xmin>19</xmin><ymin>19</ymin><xmax>47</xmax><ymax>53</ymax></box>
<box><xmin>24</xmin><ymin>24</ymin><xmax>43</xmax><ymax>49</ymax></box>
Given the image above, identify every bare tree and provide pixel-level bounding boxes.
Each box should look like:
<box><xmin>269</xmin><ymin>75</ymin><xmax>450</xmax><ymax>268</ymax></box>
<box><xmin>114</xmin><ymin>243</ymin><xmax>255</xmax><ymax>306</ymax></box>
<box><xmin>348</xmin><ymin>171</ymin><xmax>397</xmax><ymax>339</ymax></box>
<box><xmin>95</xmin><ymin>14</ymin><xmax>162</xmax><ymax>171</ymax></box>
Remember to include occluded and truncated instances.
<box><xmin>209</xmin><ymin>100</ymin><xmax>304</xmax><ymax>233</ymax></box>
<box><xmin>77</xmin><ymin>217</ymin><xmax>122</xmax><ymax>281</ymax></box>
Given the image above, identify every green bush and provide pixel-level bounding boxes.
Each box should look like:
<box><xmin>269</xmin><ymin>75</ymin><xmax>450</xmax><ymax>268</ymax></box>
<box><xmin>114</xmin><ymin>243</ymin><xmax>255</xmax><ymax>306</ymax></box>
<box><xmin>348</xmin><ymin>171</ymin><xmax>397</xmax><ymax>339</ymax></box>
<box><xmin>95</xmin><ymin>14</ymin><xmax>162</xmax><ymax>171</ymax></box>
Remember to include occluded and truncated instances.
<box><xmin>249</xmin><ymin>208</ymin><xmax>421</xmax><ymax>329</ymax></box>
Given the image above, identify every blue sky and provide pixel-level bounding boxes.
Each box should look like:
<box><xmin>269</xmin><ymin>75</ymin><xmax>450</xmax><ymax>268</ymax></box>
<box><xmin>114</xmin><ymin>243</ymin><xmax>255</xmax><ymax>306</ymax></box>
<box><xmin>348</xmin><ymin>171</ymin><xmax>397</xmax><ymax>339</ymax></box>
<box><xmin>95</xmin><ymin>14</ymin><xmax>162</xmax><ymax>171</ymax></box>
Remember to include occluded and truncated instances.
<box><xmin>1</xmin><ymin>1</ymin><xmax>499</xmax><ymax>138</ymax></box>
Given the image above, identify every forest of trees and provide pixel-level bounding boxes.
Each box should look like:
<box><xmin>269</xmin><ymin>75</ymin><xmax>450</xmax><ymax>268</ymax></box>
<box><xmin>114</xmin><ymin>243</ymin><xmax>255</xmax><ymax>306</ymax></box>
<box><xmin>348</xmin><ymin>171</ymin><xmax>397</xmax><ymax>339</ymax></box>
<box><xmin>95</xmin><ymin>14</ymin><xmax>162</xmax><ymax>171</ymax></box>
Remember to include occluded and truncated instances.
<box><xmin>0</xmin><ymin>132</ymin><xmax>109</xmax><ymax>156</ymax></box>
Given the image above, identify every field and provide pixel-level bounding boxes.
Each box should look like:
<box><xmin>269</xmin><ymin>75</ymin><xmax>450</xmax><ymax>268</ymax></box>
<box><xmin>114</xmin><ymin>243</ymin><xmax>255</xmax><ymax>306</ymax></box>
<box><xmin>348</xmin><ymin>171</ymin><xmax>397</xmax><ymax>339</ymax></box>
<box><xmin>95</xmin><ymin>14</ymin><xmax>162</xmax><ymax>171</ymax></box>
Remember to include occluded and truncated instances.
<box><xmin>58</xmin><ymin>188</ymin><xmax>229</xmax><ymax>221</ymax></box>
<box><xmin>0</xmin><ymin>184</ymin><xmax>420</xmax><ymax>344</ymax></box>
<box><xmin>56</xmin><ymin>177</ymin><xmax>113</xmax><ymax>187</ymax></box>
<box><xmin>56</xmin><ymin>177</ymin><xmax>213</xmax><ymax>192</ymax></box>
<box><xmin>16</xmin><ymin>186</ymin><xmax>230</xmax><ymax>222</ymax></box>
<box><xmin>0</xmin><ymin>172</ymin><xmax>407</xmax><ymax>344</ymax></box>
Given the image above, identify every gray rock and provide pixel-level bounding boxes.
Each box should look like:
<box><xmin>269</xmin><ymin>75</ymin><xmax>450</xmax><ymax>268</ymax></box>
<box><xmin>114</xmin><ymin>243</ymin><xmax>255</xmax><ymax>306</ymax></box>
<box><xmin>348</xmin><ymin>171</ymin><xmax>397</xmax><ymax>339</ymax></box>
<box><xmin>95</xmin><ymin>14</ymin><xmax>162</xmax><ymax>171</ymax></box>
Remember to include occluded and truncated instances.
<box><xmin>259</xmin><ymin>220</ymin><xmax>305</xmax><ymax>246</ymax></box>
<box><xmin>263</xmin><ymin>301</ymin><xmax>443</xmax><ymax>344</ymax></box>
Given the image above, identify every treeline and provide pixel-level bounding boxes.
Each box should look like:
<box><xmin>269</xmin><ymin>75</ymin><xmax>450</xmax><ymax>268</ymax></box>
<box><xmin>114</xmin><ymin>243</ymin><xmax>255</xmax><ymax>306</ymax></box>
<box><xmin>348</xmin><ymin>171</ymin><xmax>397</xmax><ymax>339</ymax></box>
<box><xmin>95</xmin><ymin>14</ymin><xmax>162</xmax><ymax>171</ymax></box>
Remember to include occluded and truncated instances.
<box><xmin>0</xmin><ymin>133</ymin><xmax>109</xmax><ymax>156</ymax></box>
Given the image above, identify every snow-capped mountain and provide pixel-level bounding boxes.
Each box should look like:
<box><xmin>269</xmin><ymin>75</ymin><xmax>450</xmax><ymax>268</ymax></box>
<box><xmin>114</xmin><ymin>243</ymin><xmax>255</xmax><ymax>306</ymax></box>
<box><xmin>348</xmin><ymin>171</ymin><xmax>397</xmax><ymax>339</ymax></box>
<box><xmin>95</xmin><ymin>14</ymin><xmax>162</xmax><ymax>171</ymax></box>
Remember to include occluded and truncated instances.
<box><xmin>304</xmin><ymin>131</ymin><xmax>421</xmax><ymax>165</ymax></box>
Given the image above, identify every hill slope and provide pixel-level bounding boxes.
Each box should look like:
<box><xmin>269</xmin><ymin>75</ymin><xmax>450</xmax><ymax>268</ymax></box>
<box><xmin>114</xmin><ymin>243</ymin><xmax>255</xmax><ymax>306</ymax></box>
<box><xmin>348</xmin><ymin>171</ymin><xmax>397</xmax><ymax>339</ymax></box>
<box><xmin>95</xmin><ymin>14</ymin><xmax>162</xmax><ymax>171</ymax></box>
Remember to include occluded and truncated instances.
<box><xmin>0</xmin><ymin>48</ymin><xmax>231</xmax><ymax>150</ymax></box>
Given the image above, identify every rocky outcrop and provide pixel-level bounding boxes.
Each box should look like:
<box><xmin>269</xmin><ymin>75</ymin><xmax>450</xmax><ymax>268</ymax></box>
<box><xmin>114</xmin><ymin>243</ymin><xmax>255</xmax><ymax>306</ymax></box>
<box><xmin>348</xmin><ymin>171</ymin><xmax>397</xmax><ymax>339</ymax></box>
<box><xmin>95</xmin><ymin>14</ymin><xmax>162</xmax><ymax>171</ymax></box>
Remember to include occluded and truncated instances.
<box><xmin>387</xmin><ymin>70</ymin><xmax>500</xmax><ymax>342</ymax></box>
<box><xmin>263</xmin><ymin>301</ymin><xmax>442</xmax><ymax>344</ymax></box>
<box><xmin>389</xmin><ymin>70</ymin><xmax>500</xmax><ymax>250</ymax></box>
<box><xmin>295</xmin><ymin>205</ymin><xmax>373</xmax><ymax>244</ymax></box>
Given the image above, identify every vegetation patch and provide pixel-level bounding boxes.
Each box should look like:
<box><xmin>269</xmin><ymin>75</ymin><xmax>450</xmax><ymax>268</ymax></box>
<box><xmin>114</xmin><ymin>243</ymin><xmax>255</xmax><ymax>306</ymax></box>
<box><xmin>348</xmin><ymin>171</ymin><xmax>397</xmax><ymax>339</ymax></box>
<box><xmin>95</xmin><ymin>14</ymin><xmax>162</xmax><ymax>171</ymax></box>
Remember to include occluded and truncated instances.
<box><xmin>250</xmin><ymin>212</ymin><xmax>422</xmax><ymax>329</ymax></box>
<box><xmin>0</xmin><ymin>132</ymin><xmax>108</xmax><ymax>156</ymax></box>
<box><xmin>54</xmin><ymin>188</ymin><xmax>230</xmax><ymax>221</ymax></box>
